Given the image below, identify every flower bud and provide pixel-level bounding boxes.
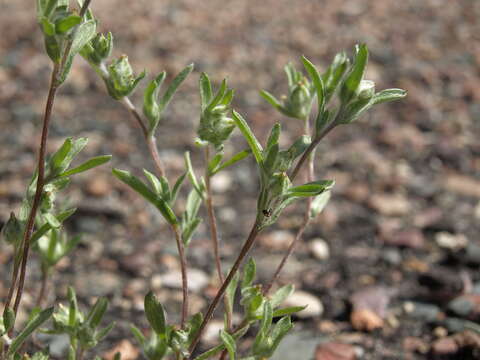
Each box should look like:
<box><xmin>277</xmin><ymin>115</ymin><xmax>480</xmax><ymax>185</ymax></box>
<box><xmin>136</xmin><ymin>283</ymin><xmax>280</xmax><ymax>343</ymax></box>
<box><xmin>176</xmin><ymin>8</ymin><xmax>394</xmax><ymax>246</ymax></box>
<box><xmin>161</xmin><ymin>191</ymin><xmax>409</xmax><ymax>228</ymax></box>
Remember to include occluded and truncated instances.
<box><xmin>105</xmin><ymin>55</ymin><xmax>145</xmax><ymax>100</ymax></box>
<box><xmin>357</xmin><ymin>80</ymin><xmax>375</xmax><ymax>99</ymax></box>
<box><xmin>81</xmin><ymin>32</ymin><xmax>113</xmax><ymax>66</ymax></box>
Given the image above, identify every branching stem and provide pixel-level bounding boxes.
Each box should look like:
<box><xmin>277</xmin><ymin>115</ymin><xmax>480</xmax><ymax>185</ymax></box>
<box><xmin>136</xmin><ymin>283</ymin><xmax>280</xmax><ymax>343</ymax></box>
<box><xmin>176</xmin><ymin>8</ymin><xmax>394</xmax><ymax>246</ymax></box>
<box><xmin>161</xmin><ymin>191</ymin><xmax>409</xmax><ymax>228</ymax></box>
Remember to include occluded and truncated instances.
<box><xmin>6</xmin><ymin>62</ymin><xmax>60</xmax><ymax>319</ymax></box>
<box><xmin>188</xmin><ymin>220</ymin><xmax>261</xmax><ymax>357</ymax></box>
<box><xmin>172</xmin><ymin>224</ymin><xmax>189</xmax><ymax>329</ymax></box>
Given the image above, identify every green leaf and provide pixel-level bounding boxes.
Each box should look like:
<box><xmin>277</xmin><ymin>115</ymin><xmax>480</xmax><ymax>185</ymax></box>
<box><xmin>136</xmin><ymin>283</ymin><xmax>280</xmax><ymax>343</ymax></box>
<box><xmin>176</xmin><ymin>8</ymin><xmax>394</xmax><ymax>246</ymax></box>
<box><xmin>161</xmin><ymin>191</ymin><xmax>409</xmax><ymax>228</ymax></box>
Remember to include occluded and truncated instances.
<box><xmin>309</xmin><ymin>190</ymin><xmax>331</xmax><ymax>219</ymax></box>
<box><xmin>207</xmin><ymin>152</ymin><xmax>223</xmax><ymax>175</ymax></box>
<box><xmin>86</xmin><ymin>297</ymin><xmax>108</xmax><ymax>329</ymax></box>
<box><xmin>159</xmin><ymin>64</ymin><xmax>194</xmax><ymax>112</ymax></box>
<box><xmin>70</xmin><ymin>19</ymin><xmax>97</xmax><ymax>55</ymax></box>
<box><xmin>212</xmin><ymin>149</ymin><xmax>251</xmax><ymax>175</ymax></box>
<box><xmin>49</xmin><ymin>137</ymin><xmax>73</xmax><ymax>174</ymax></box>
<box><xmin>340</xmin><ymin>44</ymin><xmax>369</xmax><ymax>103</ymax></box>
<box><xmin>220</xmin><ymin>330</ymin><xmax>236</xmax><ymax>360</ymax></box>
<box><xmin>55</xmin><ymin>15</ymin><xmax>81</xmax><ymax>34</ymax></box>
<box><xmin>232</xmin><ymin>111</ymin><xmax>263</xmax><ymax>164</ymax></box>
<box><xmin>270</xmin><ymin>316</ymin><xmax>293</xmax><ymax>355</ymax></box>
<box><xmin>130</xmin><ymin>325</ymin><xmax>146</xmax><ymax>346</ymax></box>
<box><xmin>67</xmin><ymin>286</ymin><xmax>78</xmax><ymax>327</ymax></box>
<box><xmin>187</xmin><ymin>312</ymin><xmax>203</xmax><ymax>344</ymax></box>
<box><xmin>199</xmin><ymin>72</ymin><xmax>213</xmax><ymax>110</ymax></box>
<box><xmin>143</xmin><ymin>71</ymin><xmax>166</xmax><ymax>133</ymax></box>
<box><xmin>40</xmin><ymin>17</ymin><xmax>56</xmax><ymax>36</ymax></box>
<box><xmin>221</xmin><ymin>89</ymin><xmax>235</xmax><ymax>106</ymax></box>
<box><xmin>322</xmin><ymin>51</ymin><xmax>349</xmax><ymax>102</ymax></box>
<box><xmin>2</xmin><ymin>307</ymin><xmax>15</xmax><ymax>335</ymax></box>
<box><xmin>184</xmin><ymin>152</ymin><xmax>203</xmax><ymax>197</ymax></box>
<box><xmin>143</xmin><ymin>169</ymin><xmax>163</xmax><ymax>195</ymax></box>
<box><xmin>59</xmin><ymin>155</ymin><xmax>111</xmax><ymax>177</ymax></box>
<box><xmin>225</xmin><ymin>273</ymin><xmax>239</xmax><ymax>321</ymax></box>
<box><xmin>44</xmin><ymin>213</ymin><xmax>61</xmax><ymax>228</ymax></box>
<box><xmin>194</xmin><ymin>343</ymin><xmax>225</xmax><ymax>360</ymax></box>
<box><xmin>302</xmin><ymin>56</ymin><xmax>325</xmax><ymax>115</ymax></box>
<box><xmin>260</xmin><ymin>90</ymin><xmax>283</xmax><ymax>112</ymax></box>
<box><xmin>7</xmin><ymin>307</ymin><xmax>54</xmax><ymax>356</ymax></box>
<box><xmin>372</xmin><ymin>88</ymin><xmax>407</xmax><ymax>105</ymax></box>
<box><xmin>287</xmin><ymin>180</ymin><xmax>334</xmax><ymax>197</ymax></box>
<box><xmin>96</xmin><ymin>321</ymin><xmax>115</xmax><ymax>342</ymax></box>
<box><xmin>207</xmin><ymin>79</ymin><xmax>228</xmax><ymax>112</ymax></box>
<box><xmin>171</xmin><ymin>172</ymin><xmax>187</xmax><ymax>204</ymax></box>
<box><xmin>242</xmin><ymin>258</ymin><xmax>256</xmax><ymax>289</ymax></box>
<box><xmin>259</xmin><ymin>301</ymin><xmax>273</xmax><ymax>335</ymax></box>
<box><xmin>265</xmin><ymin>123</ymin><xmax>281</xmax><ymax>152</ymax></box>
<box><xmin>270</xmin><ymin>284</ymin><xmax>294</xmax><ymax>308</ymax></box>
<box><xmin>30</xmin><ymin>208</ymin><xmax>76</xmax><ymax>245</ymax></box>
<box><xmin>272</xmin><ymin>306</ymin><xmax>307</xmax><ymax>318</ymax></box>
<box><xmin>262</xmin><ymin>143</ymin><xmax>279</xmax><ymax>173</ymax></box>
<box><xmin>112</xmin><ymin>168</ymin><xmax>177</xmax><ymax>225</ymax></box>
<box><xmin>144</xmin><ymin>291</ymin><xmax>167</xmax><ymax>335</ymax></box>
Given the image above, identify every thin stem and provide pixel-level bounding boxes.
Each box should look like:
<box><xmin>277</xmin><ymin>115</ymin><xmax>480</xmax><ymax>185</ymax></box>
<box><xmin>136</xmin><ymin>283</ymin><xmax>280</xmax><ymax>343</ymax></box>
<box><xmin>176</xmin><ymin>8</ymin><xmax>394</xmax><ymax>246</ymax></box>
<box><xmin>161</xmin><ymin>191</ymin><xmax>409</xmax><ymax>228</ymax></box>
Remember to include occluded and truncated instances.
<box><xmin>120</xmin><ymin>97</ymin><xmax>166</xmax><ymax>177</ymax></box>
<box><xmin>204</xmin><ymin>147</ymin><xmax>234</xmax><ymax>334</ymax></box>
<box><xmin>76</xmin><ymin>346</ymin><xmax>85</xmax><ymax>360</ymax></box>
<box><xmin>290</xmin><ymin>121</ymin><xmax>336</xmax><ymax>181</ymax></box>
<box><xmin>58</xmin><ymin>0</ymin><xmax>93</xmax><ymax>78</ymax></box>
<box><xmin>36</xmin><ymin>267</ymin><xmax>49</xmax><ymax>307</ymax></box>
<box><xmin>188</xmin><ymin>220</ymin><xmax>261</xmax><ymax>358</ymax></box>
<box><xmin>7</xmin><ymin>62</ymin><xmax>61</xmax><ymax>318</ymax></box>
<box><xmin>204</xmin><ymin>147</ymin><xmax>224</xmax><ymax>284</ymax></box>
<box><xmin>172</xmin><ymin>224</ymin><xmax>189</xmax><ymax>329</ymax></box>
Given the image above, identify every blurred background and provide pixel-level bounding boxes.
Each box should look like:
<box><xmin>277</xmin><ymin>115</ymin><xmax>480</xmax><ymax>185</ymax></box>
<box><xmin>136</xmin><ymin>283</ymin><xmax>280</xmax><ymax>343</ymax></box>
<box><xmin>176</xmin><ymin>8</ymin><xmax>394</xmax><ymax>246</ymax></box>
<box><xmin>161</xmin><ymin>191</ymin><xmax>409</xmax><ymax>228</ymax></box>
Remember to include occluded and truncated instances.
<box><xmin>1</xmin><ymin>0</ymin><xmax>480</xmax><ymax>359</ymax></box>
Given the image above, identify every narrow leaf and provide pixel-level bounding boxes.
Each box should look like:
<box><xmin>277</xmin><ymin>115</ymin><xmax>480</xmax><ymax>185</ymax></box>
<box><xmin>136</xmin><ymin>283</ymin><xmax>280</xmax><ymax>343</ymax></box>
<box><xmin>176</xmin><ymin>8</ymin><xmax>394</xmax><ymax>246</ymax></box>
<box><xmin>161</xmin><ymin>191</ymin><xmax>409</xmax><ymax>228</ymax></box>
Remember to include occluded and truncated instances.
<box><xmin>309</xmin><ymin>191</ymin><xmax>331</xmax><ymax>219</ymax></box>
<box><xmin>242</xmin><ymin>258</ymin><xmax>256</xmax><ymax>289</ymax></box>
<box><xmin>232</xmin><ymin>111</ymin><xmax>263</xmax><ymax>164</ymax></box>
<box><xmin>341</xmin><ymin>44</ymin><xmax>369</xmax><ymax>103</ymax></box>
<box><xmin>159</xmin><ymin>63</ymin><xmax>194</xmax><ymax>112</ymax></box>
<box><xmin>260</xmin><ymin>90</ymin><xmax>283</xmax><ymax>112</ymax></box>
<box><xmin>59</xmin><ymin>155</ymin><xmax>111</xmax><ymax>177</ymax></box>
<box><xmin>272</xmin><ymin>306</ymin><xmax>307</xmax><ymax>318</ymax></box>
<box><xmin>270</xmin><ymin>284</ymin><xmax>294</xmax><ymax>308</ymax></box>
<box><xmin>55</xmin><ymin>15</ymin><xmax>81</xmax><ymax>34</ymax></box>
<box><xmin>7</xmin><ymin>307</ymin><xmax>54</xmax><ymax>356</ymax></box>
<box><xmin>212</xmin><ymin>149</ymin><xmax>251</xmax><ymax>175</ymax></box>
<box><xmin>30</xmin><ymin>208</ymin><xmax>77</xmax><ymax>245</ymax></box>
<box><xmin>302</xmin><ymin>56</ymin><xmax>325</xmax><ymax>114</ymax></box>
<box><xmin>112</xmin><ymin>169</ymin><xmax>177</xmax><ymax>224</ymax></box>
<box><xmin>86</xmin><ymin>297</ymin><xmax>108</xmax><ymax>329</ymax></box>
<box><xmin>220</xmin><ymin>330</ymin><xmax>236</xmax><ymax>360</ymax></box>
<box><xmin>144</xmin><ymin>291</ymin><xmax>167</xmax><ymax>335</ymax></box>
<box><xmin>199</xmin><ymin>72</ymin><xmax>213</xmax><ymax>110</ymax></box>
<box><xmin>372</xmin><ymin>88</ymin><xmax>407</xmax><ymax>105</ymax></box>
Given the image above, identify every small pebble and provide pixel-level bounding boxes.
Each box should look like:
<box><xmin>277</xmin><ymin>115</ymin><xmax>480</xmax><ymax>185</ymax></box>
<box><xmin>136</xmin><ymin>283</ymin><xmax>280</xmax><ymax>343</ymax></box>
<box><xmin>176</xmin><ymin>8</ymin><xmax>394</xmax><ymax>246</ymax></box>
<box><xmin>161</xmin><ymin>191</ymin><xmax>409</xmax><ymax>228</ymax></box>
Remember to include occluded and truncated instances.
<box><xmin>283</xmin><ymin>291</ymin><xmax>324</xmax><ymax>318</ymax></box>
<box><xmin>435</xmin><ymin>232</ymin><xmax>467</xmax><ymax>250</ymax></box>
<box><xmin>309</xmin><ymin>238</ymin><xmax>330</xmax><ymax>260</ymax></box>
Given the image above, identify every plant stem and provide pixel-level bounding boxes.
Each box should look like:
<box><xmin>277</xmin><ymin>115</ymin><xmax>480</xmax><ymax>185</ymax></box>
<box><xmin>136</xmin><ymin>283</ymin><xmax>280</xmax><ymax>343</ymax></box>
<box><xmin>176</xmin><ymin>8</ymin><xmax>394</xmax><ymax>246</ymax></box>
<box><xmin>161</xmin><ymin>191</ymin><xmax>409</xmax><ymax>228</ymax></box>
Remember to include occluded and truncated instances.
<box><xmin>188</xmin><ymin>220</ymin><xmax>261</xmax><ymax>358</ymax></box>
<box><xmin>6</xmin><ymin>62</ymin><xmax>61</xmax><ymax>319</ymax></box>
<box><xmin>120</xmin><ymin>98</ymin><xmax>189</xmax><ymax>332</ymax></box>
<box><xmin>120</xmin><ymin>97</ymin><xmax>166</xmax><ymax>178</ymax></box>
<box><xmin>172</xmin><ymin>224</ymin><xmax>189</xmax><ymax>329</ymax></box>
<box><xmin>36</xmin><ymin>267</ymin><xmax>49</xmax><ymax>307</ymax></box>
<box><xmin>204</xmin><ymin>147</ymin><xmax>233</xmax><ymax>334</ymax></box>
<box><xmin>204</xmin><ymin>147</ymin><xmax>224</xmax><ymax>284</ymax></box>
<box><xmin>264</xmin><ymin>118</ymin><xmax>315</xmax><ymax>294</ymax></box>
<box><xmin>290</xmin><ymin>120</ymin><xmax>336</xmax><ymax>181</ymax></box>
